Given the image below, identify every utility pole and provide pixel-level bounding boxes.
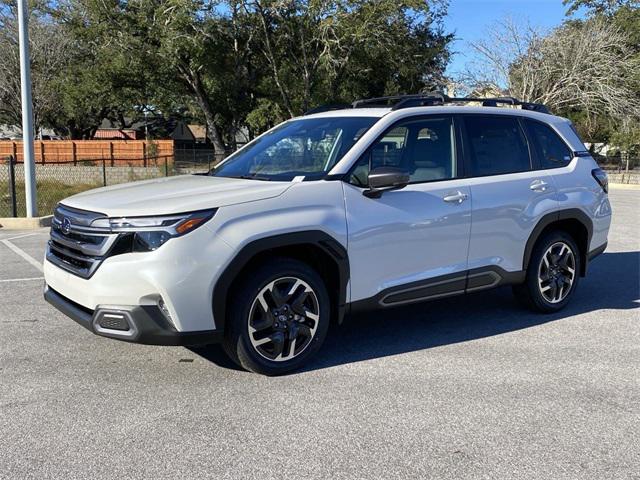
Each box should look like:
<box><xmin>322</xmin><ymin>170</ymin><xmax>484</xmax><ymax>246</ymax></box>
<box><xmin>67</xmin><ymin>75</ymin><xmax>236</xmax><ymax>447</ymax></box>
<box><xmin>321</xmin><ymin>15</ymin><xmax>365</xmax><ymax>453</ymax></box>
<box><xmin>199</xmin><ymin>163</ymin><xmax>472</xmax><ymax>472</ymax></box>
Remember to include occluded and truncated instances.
<box><xmin>17</xmin><ymin>0</ymin><xmax>37</xmax><ymax>217</ymax></box>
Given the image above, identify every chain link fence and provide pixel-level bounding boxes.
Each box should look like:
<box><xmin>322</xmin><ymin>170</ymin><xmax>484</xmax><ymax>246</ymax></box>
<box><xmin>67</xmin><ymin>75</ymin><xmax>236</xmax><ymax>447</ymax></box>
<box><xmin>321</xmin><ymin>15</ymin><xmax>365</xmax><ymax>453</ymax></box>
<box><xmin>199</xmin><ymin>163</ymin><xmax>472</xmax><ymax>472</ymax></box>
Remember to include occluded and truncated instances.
<box><xmin>1</xmin><ymin>151</ymin><xmax>226</xmax><ymax>217</ymax></box>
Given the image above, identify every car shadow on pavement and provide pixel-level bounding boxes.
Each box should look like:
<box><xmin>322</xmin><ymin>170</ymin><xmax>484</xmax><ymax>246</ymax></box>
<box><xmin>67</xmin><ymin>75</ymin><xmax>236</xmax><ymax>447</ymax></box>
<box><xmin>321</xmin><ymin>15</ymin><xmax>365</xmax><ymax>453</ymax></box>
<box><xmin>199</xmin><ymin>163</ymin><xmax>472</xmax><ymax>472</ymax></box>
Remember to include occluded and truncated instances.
<box><xmin>190</xmin><ymin>251</ymin><xmax>639</xmax><ymax>374</ymax></box>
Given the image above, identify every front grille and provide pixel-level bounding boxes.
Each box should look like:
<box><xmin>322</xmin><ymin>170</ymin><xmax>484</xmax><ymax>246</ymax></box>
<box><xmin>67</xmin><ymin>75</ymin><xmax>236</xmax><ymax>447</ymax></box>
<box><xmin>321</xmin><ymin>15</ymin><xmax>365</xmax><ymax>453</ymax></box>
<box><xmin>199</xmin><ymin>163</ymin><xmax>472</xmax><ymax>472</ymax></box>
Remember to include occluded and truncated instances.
<box><xmin>47</xmin><ymin>205</ymin><xmax>118</xmax><ymax>279</ymax></box>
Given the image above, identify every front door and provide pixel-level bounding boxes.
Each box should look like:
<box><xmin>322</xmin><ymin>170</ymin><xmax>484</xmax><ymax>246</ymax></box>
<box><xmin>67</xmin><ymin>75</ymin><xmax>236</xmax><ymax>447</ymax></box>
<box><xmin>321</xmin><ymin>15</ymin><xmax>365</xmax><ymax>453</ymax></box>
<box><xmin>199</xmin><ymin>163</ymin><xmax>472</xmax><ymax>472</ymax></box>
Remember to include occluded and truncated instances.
<box><xmin>343</xmin><ymin>115</ymin><xmax>472</xmax><ymax>304</ymax></box>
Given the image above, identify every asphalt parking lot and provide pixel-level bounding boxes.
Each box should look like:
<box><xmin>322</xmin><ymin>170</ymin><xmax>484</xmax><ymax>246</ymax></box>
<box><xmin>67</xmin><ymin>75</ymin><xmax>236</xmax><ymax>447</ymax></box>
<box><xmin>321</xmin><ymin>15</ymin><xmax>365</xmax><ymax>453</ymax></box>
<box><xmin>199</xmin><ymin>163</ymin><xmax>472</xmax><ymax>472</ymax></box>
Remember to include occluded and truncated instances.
<box><xmin>1</xmin><ymin>188</ymin><xmax>638</xmax><ymax>479</ymax></box>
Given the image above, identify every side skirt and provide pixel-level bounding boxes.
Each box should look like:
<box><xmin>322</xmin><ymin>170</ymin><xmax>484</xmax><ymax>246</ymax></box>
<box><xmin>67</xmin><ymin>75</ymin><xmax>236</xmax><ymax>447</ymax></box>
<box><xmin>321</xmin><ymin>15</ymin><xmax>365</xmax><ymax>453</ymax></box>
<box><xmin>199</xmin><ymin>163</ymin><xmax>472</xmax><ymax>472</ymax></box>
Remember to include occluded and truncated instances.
<box><xmin>349</xmin><ymin>266</ymin><xmax>525</xmax><ymax>313</ymax></box>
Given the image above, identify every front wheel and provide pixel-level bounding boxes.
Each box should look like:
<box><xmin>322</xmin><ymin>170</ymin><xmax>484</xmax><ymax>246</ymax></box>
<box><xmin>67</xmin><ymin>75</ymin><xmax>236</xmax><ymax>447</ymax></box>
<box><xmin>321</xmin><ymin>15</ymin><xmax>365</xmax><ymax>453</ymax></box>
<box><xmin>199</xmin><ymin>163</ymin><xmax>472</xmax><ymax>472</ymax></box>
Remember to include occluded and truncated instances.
<box><xmin>223</xmin><ymin>258</ymin><xmax>330</xmax><ymax>375</ymax></box>
<box><xmin>513</xmin><ymin>231</ymin><xmax>581</xmax><ymax>313</ymax></box>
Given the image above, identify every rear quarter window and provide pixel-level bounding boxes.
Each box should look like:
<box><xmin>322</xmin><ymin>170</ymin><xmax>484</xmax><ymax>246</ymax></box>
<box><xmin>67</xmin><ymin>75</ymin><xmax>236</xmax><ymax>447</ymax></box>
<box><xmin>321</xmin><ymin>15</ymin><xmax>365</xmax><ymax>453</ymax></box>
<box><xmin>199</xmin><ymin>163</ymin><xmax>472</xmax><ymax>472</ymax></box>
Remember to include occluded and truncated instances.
<box><xmin>525</xmin><ymin>120</ymin><xmax>573</xmax><ymax>169</ymax></box>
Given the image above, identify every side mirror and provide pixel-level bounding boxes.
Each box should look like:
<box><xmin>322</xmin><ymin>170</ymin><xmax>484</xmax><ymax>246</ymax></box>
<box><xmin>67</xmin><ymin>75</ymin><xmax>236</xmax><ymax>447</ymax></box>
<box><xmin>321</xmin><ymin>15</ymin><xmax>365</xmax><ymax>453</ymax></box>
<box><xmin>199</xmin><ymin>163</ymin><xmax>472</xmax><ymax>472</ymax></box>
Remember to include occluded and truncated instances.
<box><xmin>364</xmin><ymin>167</ymin><xmax>410</xmax><ymax>198</ymax></box>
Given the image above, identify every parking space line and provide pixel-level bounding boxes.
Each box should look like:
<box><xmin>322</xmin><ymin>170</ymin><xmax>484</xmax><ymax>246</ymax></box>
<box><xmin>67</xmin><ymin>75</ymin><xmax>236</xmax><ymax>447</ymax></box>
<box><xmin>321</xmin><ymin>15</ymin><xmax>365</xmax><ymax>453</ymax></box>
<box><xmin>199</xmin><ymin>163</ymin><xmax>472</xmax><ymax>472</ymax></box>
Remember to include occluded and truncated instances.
<box><xmin>4</xmin><ymin>232</ymin><xmax>47</xmax><ymax>242</ymax></box>
<box><xmin>0</xmin><ymin>277</ymin><xmax>44</xmax><ymax>283</ymax></box>
<box><xmin>0</xmin><ymin>239</ymin><xmax>44</xmax><ymax>273</ymax></box>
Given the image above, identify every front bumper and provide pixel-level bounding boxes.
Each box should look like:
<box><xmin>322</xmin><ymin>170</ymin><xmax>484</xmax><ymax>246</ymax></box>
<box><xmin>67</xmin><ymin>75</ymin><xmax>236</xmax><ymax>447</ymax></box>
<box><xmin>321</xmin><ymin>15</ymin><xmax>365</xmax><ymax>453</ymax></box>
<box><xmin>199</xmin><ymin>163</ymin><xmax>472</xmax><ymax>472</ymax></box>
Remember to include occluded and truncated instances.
<box><xmin>44</xmin><ymin>285</ymin><xmax>222</xmax><ymax>346</ymax></box>
<box><xmin>43</xmin><ymin>218</ymin><xmax>235</xmax><ymax>333</ymax></box>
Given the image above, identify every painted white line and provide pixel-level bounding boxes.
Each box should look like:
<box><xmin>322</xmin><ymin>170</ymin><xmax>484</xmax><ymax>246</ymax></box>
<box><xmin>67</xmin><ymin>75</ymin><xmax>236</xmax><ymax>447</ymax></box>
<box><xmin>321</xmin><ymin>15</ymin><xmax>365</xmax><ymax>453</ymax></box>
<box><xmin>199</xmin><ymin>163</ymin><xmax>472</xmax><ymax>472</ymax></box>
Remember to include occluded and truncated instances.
<box><xmin>0</xmin><ymin>277</ymin><xmax>44</xmax><ymax>283</ymax></box>
<box><xmin>4</xmin><ymin>232</ymin><xmax>46</xmax><ymax>241</ymax></box>
<box><xmin>0</xmin><ymin>239</ymin><xmax>44</xmax><ymax>273</ymax></box>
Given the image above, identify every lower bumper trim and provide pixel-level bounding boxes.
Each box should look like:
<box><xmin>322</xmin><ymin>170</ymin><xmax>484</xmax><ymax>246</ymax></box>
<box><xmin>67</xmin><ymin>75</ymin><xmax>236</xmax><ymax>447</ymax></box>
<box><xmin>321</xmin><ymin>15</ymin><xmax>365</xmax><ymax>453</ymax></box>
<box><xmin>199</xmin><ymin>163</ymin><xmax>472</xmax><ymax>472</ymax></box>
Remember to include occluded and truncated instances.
<box><xmin>588</xmin><ymin>241</ymin><xmax>607</xmax><ymax>261</ymax></box>
<box><xmin>44</xmin><ymin>286</ymin><xmax>223</xmax><ymax>346</ymax></box>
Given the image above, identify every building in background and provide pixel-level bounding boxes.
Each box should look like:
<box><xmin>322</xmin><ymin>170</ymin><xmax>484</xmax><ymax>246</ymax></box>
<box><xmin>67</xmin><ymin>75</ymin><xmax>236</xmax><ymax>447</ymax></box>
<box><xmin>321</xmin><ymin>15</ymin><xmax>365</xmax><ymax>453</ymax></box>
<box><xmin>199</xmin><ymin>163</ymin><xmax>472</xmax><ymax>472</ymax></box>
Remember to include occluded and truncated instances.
<box><xmin>1</xmin><ymin>124</ymin><xmax>59</xmax><ymax>140</ymax></box>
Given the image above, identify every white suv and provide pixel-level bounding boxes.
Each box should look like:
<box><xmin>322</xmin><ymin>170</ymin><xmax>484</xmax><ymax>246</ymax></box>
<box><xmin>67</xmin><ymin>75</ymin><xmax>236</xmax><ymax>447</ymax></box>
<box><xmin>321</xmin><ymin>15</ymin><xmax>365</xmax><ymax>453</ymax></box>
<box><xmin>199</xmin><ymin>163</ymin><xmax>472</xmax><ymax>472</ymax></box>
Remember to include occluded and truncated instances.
<box><xmin>44</xmin><ymin>95</ymin><xmax>611</xmax><ymax>375</ymax></box>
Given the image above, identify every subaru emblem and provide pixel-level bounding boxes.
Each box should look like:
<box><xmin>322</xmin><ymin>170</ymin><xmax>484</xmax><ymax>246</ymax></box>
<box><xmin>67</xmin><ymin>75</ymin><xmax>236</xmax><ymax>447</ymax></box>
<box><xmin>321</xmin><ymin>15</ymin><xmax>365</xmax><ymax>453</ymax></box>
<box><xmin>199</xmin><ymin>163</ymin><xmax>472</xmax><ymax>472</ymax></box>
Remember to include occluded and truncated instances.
<box><xmin>61</xmin><ymin>217</ymin><xmax>71</xmax><ymax>234</ymax></box>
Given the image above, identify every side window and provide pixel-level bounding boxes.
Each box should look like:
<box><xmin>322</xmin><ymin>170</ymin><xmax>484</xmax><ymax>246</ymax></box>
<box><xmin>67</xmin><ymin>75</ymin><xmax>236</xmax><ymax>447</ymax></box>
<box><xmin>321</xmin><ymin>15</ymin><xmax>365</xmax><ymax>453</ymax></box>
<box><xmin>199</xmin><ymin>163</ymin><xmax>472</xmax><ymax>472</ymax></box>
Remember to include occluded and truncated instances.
<box><xmin>349</xmin><ymin>117</ymin><xmax>457</xmax><ymax>186</ymax></box>
<box><xmin>464</xmin><ymin>116</ymin><xmax>531</xmax><ymax>176</ymax></box>
<box><xmin>371</xmin><ymin>127</ymin><xmax>408</xmax><ymax>170</ymax></box>
<box><xmin>525</xmin><ymin>120</ymin><xmax>573</xmax><ymax>168</ymax></box>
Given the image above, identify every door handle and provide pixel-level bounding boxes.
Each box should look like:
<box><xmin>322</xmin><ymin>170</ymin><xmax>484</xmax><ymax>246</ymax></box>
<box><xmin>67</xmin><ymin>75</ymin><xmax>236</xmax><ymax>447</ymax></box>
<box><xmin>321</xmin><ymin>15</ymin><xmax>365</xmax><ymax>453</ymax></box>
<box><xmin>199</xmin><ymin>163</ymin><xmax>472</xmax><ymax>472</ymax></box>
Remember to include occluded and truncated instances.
<box><xmin>443</xmin><ymin>191</ymin><xmax>469</xmax><ymax>204</ymax></box>
<box><xmin>530</xmin><ymin>179</ymin><xmax>549</xmax><ymax>192</ymax></box>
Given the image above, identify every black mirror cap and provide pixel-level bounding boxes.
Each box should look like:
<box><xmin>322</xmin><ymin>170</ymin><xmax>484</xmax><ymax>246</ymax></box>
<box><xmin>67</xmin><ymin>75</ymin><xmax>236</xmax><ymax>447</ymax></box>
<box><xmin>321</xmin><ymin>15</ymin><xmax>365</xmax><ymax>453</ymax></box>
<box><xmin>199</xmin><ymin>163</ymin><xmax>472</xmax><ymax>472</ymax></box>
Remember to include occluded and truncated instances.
<box><xmin>368</xmin><ymin>167</ymin><xmax>410</xmax><ymax>190</ymax></box>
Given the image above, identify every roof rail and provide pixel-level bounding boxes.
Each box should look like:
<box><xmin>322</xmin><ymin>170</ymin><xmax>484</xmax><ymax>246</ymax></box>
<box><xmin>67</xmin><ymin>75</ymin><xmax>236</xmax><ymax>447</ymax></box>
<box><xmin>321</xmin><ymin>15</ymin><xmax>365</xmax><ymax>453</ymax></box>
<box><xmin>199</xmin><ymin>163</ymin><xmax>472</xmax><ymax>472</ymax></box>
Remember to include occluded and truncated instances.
<box><xmin>351</xmin><ymin>94</ymin><xmax>442</xmax><ymax>108</ymax></box>
<box><xmin>389</xmin><ymin>94</ymin><xmax>549</xmax><ymax>114</ymax></box>
<box><xmin>305</xmin><ymin>93</ymin><xmax>550</xmax><ymax>116</ymax></box>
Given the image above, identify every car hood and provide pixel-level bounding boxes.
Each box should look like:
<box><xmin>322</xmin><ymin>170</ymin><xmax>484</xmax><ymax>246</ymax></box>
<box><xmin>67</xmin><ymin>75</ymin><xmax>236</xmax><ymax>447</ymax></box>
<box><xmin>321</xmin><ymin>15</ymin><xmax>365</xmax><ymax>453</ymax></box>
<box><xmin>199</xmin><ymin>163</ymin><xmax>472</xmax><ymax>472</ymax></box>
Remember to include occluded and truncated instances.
<box><xmin>61</xmin><ymin>175</ymin><xmax>292</xmax><ymax>217</ymax></box>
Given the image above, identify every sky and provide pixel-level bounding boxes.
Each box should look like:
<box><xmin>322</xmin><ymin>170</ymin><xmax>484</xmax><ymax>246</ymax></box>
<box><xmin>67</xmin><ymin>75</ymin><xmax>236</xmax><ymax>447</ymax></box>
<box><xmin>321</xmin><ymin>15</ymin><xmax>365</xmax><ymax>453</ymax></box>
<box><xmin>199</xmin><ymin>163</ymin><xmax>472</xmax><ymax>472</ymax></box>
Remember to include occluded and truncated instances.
<box><xmin>444</xmin><ymin>0</ymin><xmax>584</xmax><ymax>76</ymax></box>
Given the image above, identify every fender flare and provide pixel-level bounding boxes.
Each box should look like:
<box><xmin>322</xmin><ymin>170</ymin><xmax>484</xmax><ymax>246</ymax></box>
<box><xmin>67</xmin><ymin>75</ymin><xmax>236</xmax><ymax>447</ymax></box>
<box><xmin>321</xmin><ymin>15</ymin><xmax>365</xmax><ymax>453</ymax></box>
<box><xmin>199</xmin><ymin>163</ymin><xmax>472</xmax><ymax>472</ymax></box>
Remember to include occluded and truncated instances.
<box><xmin>212</xmin><ymin>231</ymin><xmax>350</xmax><ymax>332</ymax></box>
<box><xmin>523</xmin><ymin>208</ymin><xmax>593</xmax><ymax>274</ymax></box>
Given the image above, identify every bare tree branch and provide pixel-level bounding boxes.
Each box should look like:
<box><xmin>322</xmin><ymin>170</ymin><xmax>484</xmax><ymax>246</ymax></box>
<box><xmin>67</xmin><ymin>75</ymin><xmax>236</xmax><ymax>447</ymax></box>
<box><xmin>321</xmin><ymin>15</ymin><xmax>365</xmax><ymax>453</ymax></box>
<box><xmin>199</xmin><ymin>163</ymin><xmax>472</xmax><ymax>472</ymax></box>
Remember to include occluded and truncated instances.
<box><xmin>460</xmin><ymin>17</ymin><xmax>640</xmax><ymax>122</ymax></box>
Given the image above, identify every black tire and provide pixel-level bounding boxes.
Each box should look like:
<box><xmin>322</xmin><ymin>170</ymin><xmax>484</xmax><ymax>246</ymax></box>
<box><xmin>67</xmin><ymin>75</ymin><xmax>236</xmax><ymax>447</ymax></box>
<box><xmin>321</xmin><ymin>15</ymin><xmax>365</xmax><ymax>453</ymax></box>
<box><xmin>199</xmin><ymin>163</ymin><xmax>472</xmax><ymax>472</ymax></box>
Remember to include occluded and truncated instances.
<box><xmin>222</xmin><ymin>257</ymin><xmax>331</xmax><ymax>375</ymax></box>
<box><xmin>513</xmin><ymin>231</ymin><xmax>581</xmax><ymax>313</ymax></box>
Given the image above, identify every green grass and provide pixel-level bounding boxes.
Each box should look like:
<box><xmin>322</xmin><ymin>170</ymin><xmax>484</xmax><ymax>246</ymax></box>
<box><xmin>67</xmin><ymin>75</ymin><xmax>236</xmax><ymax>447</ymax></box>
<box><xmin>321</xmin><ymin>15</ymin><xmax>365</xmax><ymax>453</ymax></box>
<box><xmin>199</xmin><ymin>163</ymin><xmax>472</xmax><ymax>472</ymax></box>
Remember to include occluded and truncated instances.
<box><xmin>0</xmin><ymin>180</ymin><xmax>102</xmax><ymax>217</ymax></box>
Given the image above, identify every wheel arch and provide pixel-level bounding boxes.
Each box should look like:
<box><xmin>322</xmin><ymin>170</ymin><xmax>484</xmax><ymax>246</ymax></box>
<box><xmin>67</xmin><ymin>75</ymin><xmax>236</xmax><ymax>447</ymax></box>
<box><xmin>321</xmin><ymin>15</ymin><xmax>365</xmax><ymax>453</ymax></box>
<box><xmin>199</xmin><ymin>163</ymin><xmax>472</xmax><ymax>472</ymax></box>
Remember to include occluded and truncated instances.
<box><xmin>523</xmin><ymin>209</ymin><xmax>593</xmax><ymax>277</ymax></box>
<box><xmin>212</xmin><ymin>231</ymin><xmax>349</xmax><ymax>332</ymax></box>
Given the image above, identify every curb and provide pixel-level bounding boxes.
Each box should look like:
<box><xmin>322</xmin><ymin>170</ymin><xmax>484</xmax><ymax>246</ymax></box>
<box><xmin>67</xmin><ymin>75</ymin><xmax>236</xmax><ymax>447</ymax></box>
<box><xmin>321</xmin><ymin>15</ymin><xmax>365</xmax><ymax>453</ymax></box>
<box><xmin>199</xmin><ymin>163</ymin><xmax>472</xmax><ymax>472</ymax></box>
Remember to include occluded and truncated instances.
<box><xmin>0</xmin><ymin>216</ymin><xmax>53</xmax><ymax>230</ymax></box>
<box><xmin>609</xmin><ymin>183</ymin><xmax>640</xmax><ymax>190</ymax></box>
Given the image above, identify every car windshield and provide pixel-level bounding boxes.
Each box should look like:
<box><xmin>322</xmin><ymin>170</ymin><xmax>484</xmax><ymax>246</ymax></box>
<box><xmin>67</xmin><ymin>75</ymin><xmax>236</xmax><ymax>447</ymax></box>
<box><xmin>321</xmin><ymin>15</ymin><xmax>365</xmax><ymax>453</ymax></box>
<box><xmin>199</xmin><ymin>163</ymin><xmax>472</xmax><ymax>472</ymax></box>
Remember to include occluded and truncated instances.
<box><xmin>211</xmin><ymin>116</ymin><xmax>378</xmax><ymax>181</ymax></box>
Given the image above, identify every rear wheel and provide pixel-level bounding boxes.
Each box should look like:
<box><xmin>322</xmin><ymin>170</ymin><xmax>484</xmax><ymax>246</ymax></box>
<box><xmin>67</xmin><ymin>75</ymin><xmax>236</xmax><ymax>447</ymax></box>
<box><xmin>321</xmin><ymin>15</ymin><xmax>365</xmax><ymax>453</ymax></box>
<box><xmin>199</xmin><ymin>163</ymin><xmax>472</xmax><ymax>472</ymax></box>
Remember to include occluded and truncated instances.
<box><xmin>513</xmin><ymin>231</ymin><xmax>581</xmax><ymax>313</ymax></box>
<box><xmin>223</xmin><ymin>258</ymin><xmax>330</xmax><ymax>375</ymax></box>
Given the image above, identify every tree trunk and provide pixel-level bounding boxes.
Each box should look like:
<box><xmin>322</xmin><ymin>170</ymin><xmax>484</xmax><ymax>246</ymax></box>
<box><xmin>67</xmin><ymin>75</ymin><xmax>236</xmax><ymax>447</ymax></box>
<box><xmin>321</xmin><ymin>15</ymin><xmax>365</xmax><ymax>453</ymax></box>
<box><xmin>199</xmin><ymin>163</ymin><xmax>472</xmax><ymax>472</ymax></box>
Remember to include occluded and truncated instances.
<box><xmin>179</xmin><ymin>66</ymin><xmax>226</xmax><ymax>156</ymax></box>
<box><xmin>254</xmin><ymin>1</ymin><xmax>295</xmax><ymax>117</ymax></box>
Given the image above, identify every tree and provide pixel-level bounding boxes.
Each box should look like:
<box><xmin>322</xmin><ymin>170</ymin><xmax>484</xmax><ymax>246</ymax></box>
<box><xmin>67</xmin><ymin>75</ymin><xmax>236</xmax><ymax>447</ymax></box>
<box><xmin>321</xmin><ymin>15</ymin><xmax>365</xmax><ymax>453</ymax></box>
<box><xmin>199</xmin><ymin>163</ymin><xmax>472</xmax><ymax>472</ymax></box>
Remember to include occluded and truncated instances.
<box><xmin>0</xmin><ymin>1</ymin><xmax>77</xmax><ymax>134</ymax></box>
<box><xmin>55</xmin><ymin>0</ymin><xmax>237</xmax><ymax>153</ymax></box>
<box><xmin>2</xmin><ymin>0</ymin><xmax>453</xmax><ymax>148</ymax></box>
<box><xmin>462</xmin><ymin>17</ymin><xmax>640</xmax><ymax>128</ymax></box>
<box><xmin>563</xmin><ymin>0</ymin><xmax>639</xmax><ymax>15</ymax></box>
<box><xmin>240</xmin><ymin>0</ymin><xmax>451</xmax><ymax>117</ymax></box>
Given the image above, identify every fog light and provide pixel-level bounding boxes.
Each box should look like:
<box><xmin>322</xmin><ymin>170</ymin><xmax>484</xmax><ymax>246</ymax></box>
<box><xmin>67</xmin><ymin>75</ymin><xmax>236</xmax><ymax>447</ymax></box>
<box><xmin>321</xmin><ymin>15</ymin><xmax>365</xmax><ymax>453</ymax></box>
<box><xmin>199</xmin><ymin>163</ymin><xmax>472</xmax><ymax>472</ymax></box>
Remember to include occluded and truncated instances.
<box><xmin>97</xmin><ymin>312</ymin><xmax>130</xmax><ymax>331</ymax></box>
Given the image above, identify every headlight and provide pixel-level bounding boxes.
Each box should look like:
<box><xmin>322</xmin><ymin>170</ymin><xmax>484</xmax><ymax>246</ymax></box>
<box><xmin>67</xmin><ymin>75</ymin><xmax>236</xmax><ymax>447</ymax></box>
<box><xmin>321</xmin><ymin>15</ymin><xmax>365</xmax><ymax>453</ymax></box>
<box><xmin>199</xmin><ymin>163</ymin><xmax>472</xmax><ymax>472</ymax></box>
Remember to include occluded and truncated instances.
<box><xmin>90</xmin><ymin>209</ymin><xmax>216</xmax><ymax>252</ymax></box>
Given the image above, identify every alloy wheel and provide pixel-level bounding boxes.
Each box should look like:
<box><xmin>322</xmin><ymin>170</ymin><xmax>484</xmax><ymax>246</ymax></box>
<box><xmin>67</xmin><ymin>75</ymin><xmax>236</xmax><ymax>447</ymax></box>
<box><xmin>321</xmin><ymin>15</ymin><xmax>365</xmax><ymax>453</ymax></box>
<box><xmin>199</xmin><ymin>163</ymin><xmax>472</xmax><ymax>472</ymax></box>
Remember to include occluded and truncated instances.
<box><xmin>537</xmin><ymin>241</ymin><xmax>576</xmax><ymax>304</ymax></box>
<box><xmin>247</xmin><ymin>277</ymin><xmax>320</xmax><ymax>362</ymax></box>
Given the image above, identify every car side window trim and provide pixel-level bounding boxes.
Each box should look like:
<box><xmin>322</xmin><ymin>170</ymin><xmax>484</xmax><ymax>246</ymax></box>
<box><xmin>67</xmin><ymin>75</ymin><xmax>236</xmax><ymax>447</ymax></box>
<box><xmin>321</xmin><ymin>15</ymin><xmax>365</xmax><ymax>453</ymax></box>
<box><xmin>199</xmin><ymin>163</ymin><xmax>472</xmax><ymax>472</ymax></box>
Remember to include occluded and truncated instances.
<box><xmin>453</xmin><ymin>115</ymin><xmax>466</xmax><ymax>179</ymax></box>
<box><xmin>518</xmin><ymin>117</ymin><xmax>541</xmax><ymax>170</ymax></box>
<box><xmin>344</xmin><ymin>114</ymin><xmax>464</xmax><ymax>187</ymax></box>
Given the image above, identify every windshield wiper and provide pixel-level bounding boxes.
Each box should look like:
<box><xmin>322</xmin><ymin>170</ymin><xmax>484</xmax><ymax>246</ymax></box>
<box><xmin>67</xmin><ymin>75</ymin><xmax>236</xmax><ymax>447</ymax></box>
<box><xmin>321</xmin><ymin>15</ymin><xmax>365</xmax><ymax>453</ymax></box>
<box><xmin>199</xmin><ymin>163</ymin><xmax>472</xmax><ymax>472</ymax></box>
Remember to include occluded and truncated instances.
<box><xmin>231</xmin><ymin>174</ymin><xmax>272</xmax><ymax>181</ymax></box>
<box><xmin>218</xmin><ymin>173</ymin><xmax>271</xmax><ymax>182</ymax></box>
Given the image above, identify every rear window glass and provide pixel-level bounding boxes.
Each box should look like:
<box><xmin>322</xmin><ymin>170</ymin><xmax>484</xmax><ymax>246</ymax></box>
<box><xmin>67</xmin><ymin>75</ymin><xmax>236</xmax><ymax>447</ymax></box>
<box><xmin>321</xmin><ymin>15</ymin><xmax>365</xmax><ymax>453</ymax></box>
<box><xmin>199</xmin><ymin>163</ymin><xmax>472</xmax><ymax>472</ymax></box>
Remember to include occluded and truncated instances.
<box><xmin>464</xmin><ymin>116</ymin><xmax>531</xmax><ymax>176</ymax></box>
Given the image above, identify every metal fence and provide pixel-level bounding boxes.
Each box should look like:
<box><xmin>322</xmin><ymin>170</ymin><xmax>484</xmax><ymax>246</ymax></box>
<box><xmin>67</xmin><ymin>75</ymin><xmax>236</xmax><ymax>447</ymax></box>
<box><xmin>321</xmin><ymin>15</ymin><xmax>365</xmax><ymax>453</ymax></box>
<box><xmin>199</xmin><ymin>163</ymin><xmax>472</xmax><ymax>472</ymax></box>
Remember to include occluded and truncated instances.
<box><xmin>595</xmin><ymin>155</ymin><xmax>640</xmax><ymax>173</ymax></box>
<box><xmin>0</xmin><ymin>153</ymin><xmax>225</xmax><ymax>218</ymax></box>
<box><xmin>174</xmin><ymin>148</ymin><xmax>224</xmax><ymax>170</ymax></box>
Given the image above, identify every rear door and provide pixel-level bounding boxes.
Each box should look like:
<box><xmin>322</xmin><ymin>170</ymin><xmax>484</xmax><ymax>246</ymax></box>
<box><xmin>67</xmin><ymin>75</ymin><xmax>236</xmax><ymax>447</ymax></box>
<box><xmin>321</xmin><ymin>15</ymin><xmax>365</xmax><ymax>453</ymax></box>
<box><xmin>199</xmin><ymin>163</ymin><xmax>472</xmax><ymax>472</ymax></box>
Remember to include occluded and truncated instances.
<box><xmin>344</xmin><ymin>115</ymin><xmax>472</xmax><ymax>304</ymax></box>
<box><xmin>462</xmin><ymin>114</ymin><xmax>559</xmax><ymax>274</ymax></box>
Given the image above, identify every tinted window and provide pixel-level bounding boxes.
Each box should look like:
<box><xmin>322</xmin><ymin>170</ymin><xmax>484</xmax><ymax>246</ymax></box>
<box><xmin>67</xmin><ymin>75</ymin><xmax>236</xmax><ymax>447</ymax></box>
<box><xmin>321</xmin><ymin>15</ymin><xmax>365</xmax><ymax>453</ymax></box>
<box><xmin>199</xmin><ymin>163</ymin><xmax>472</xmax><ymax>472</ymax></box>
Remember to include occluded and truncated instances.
<box><xmin>464</xmin><ymin>116</ymin><xmax>531</xmax><ymax>176</ymax></box>
<box><xmin>350</xmin><ymin>117</ymin><xmax>456</xmax><ymax>186</ymax></box>
<box><xmin>525</xmin><ymin>120</ymin><xmax>572</xmax><ymax>168</ymax></box>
